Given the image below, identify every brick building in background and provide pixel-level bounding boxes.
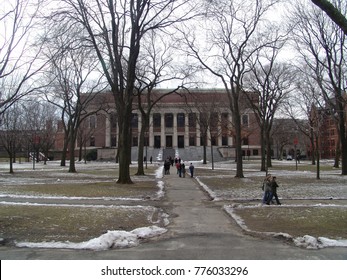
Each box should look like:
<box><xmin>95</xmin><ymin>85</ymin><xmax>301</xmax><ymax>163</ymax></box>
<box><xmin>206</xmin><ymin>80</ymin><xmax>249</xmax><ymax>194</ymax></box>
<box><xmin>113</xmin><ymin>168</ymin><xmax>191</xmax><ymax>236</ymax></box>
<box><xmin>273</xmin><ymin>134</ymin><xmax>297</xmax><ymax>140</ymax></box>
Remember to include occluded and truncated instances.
<box><xmin>53</xmin><ymin>88</ymin><xmax>262</xmax><ymax>162</ymax></box>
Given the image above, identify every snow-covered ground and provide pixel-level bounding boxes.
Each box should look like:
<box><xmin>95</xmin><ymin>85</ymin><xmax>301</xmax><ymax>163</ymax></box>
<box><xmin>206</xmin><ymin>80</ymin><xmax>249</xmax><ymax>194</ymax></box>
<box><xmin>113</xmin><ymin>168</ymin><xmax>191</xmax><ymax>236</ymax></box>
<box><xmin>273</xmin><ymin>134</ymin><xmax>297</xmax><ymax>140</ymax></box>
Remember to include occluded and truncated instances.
<box><xmin>1</xmin><ymin>159</ymin><xmax>347</xmax><ymax>250</ymax></box>
<box><xmin>0</xmin><ymin>161</ymin><xmax>168</xmax><ymax>250</ymax></box>
<box><xmin>194</xmin><ymin>159</ymin><xmax>347</xmax><ymax>250</ymax></box>
<box><xmin>15</xmin><ymin>226</ymin><xmax>167</xmax><ymax>250</ymax></box>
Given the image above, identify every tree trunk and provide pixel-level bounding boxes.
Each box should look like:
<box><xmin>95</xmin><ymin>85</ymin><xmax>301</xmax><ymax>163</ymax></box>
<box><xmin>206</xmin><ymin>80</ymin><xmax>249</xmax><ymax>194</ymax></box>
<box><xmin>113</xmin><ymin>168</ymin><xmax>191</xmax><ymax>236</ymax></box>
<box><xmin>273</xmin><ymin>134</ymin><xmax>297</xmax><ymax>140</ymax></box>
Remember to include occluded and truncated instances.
<box><xmin>60</xmin><ymin>135</ymin><xmax>68</xmax><ymax>167</ymax></box>
<box><xmin>136</xmin><ymin>120</ymin><xmax>146</xmax><ymax>176</ymax></box>
<box><xmin>334</xmin><ymin>137</ymin><xmax>340</xmax><ymax>168</ymax></box>
<box><xmin>117</xmin><ymin>106</ymin><xmax>133</xmax><ymax>184</ymax></box>
<box><xmin>233</xmin><ymin>109</ymin><xmax>244</xmax><ymax>178</ymax></box>
<box><xmin>203</xmin><ymin>139</ymin><xmax>207</xmax><ymax>164</ymax></box>
<box><xmin>266</xmin><ymin>130</ymin><xmax>272</xmax><ymax>169</ymax></box>
<box><xmin>310</xmin><ymin>128</ymin><xmax>316</xmax><ymax>165</ymax></box>
<box><xmin>78</xmin><ymin>141</ymin><xmax>83</xmax><ymax>162</ymax></box>
<box><xmin>9</xmin><ymin>153</ymin><xmax>14</xmax><ymax>174</ymax></box>
<box><xmin>68</xmin><ymin>132</ymin><xmax>76</xmax><ymax>173</ymax></box>
<box><xmin>339</xmin><ymin>115</ymin><xmax>347</xmax><ymax>174</ymax></box>
<box><xmin>260</xmin><ymin>128</ymin><xmax>266</xmax><ymax>172</ymax></box>
<box><xmin>210</xmin><ymin>142</ymin><xmax>214</xmax><ymax>170</ymax></box>
<box><xmin>316</xmin><ymin>134</ymin><xmax>320</xmax><ymax>179</ymax></box>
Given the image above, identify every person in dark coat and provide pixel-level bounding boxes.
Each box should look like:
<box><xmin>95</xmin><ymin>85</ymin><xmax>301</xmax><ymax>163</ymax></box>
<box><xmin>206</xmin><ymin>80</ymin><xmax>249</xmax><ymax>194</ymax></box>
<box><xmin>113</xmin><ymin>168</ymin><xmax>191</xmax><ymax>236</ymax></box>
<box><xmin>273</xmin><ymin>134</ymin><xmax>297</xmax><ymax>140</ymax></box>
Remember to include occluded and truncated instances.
<box><xmin>181</xmin><ymin>162</ymin><xmax>186</xmax><ymax>178</ymax></box>
<box><xmin>266</xmin><ymin>176</ymin><xmax>281</xmax><ymax>205</ymax></box>
<box><xmin>262</xmin><ymin>174</ymin><xmax>272</xmax><ymax>204</ymax></box>
<box><xmin>189</xmin><ymin>163</ymin><xmax>194</xmax><ymax>177</ymax></box>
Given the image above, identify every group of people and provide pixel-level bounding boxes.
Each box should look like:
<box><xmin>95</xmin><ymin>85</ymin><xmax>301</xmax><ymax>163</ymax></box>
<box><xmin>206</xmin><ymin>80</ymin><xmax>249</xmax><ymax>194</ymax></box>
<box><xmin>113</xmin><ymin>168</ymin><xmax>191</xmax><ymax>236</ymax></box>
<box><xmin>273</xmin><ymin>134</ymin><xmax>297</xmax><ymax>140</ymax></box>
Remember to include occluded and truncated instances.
<box><xmin>163</xmin><ymin>156</ymin><xmax>194</xmax><ymax>178</ymax></box>
<box><xmin>262</xmin><ymin>174</ymin><xmax>281</xmax><ymax>205</ymax></box>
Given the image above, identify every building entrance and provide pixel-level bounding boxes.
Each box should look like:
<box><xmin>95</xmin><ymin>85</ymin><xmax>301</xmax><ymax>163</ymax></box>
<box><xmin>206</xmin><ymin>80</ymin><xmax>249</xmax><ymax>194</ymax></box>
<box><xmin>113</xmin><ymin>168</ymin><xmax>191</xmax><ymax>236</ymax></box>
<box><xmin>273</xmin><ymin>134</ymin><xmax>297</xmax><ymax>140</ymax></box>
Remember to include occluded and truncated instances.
<box><xmin>154</xmin><ymin>136</ymin><xmax>161</xmax><ymax>148</ymax></box>
<box><xmin>178</xmin><ymin>135</ymin><xmax>184</xmax><ymax>148</ymax></box>
<box><xmin>166</xmin><ymin>136</ymin><xmax>173</xmax><ymax>148</ymax></box>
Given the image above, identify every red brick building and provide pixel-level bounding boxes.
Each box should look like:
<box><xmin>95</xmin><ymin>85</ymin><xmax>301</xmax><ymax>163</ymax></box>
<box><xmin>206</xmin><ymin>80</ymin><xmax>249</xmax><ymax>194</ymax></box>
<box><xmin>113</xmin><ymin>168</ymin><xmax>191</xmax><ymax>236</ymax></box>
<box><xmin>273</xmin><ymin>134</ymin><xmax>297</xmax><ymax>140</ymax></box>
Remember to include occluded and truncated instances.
<box><xmin>54</xmin><ymin>89</ymin><xmax>262</xmax><ymax>161</ymax></box>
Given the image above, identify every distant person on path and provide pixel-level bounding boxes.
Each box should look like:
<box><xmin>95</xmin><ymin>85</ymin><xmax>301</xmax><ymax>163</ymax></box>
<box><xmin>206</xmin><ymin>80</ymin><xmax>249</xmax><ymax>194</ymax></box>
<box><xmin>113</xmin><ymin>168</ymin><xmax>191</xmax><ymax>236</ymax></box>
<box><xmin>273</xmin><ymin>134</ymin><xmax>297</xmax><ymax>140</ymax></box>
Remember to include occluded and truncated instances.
<box><xmin>164</xmin><ymin>158</ymin><xmax>171</xmax><ymax>175</ymax></box>
<box><xmin>266</xmin><ymin>176</ymin><xmax>281</xmax><ymax>205</ymax></box>
<box><xmin>262</xmin><ymin>174</ymin><xmax>272</xmax><ymax>204</ymax></box>
<box><xmin>176</xmin><ymin>161</ymin><xmax>181</xmax><ymax>177</ymax></box>
<box><xmin>181</xmin><ymin>162</ymin><xmax>186</xmax><ymax>178</ymax></box>
<box><xmin>150</xmin><ymin>156</ymin><xmax>152</xmax><ymax>164</ymax></box>
<box><xmin>189</xmin><ymin>163</ymin><xmax>194</xmax><ymax>177</ymax></box>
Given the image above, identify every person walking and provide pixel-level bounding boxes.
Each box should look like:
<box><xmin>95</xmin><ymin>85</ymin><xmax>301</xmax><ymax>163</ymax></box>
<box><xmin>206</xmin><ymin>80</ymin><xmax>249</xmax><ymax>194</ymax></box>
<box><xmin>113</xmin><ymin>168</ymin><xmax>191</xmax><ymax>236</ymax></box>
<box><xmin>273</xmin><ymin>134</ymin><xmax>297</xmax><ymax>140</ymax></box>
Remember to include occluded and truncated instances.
<box><xmin>189</xmin><ymin>163</ymin><xmax>194</xmax><ymax>177</ymax></box>
<box><xmin>181</xmin><ymin>162</ymin><xmax>186</xmax><ymax>178</ymax></box>
<box><xmin>266</xmin><ymin>176</ymin><xmax>281</xmax><ymax>205</ymax></box>
<box><xmin>262</xmin><ymin>174</ymin><xmax>272</xmax><ymax>204</ymax></box>
<box><xmin>176</xmin><ymin>161</ymin><xmax>181</xmax><ymax>177</ymax></box>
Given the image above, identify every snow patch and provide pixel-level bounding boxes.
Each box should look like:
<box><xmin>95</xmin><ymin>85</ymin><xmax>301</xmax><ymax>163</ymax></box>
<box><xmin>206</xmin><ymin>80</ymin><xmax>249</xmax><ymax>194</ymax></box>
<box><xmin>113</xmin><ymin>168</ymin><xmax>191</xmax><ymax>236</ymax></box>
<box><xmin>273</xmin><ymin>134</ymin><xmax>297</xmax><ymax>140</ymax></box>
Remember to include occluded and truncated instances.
<box><xmin>294</xmin><ymin>235</ymin><xmax>347</xmax><ymax>249</ymax></box>
<box><xmin>16</xmin><ymin>226</ymin><xmax>167</xmax><ymax>251</ymax></box>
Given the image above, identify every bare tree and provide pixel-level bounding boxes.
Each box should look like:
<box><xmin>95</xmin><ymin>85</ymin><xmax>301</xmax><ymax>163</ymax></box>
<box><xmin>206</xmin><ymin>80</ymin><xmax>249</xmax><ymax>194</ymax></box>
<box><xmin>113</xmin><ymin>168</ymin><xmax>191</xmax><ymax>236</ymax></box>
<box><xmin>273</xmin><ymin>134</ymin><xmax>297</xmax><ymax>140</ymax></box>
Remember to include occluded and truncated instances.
<box><xmin>21</xmin><ymin>100</ymin><xmax>58</xmax><ymax>165</ymax></box>
<box><xmin>52</xmin><ymin>0</ymin><xmax>197</xmax><ymax>183</ymax></box>
<box><xmin>245</xmin><ymin>30</ymin><xmax>293</xmax><ymax>172</ymax></box>
<box><xmin>43</xmin><ymin>25</ymin><xmax>106</xmax><ymax>173</ymax></box>
<box><xmin>134</xmin><ymin>31</ymin><xmax>193</xmax><ymax>175</ymax></box>
<box><xmin>77</xmin><ymin>119</ymin><xmax>96</xmax><ymax>162</ymax></box>
<box><xmin>0</xmin><ymin>0</ymin><xmax>46</xmax><ymax>115</ymax></box>
<box><xmin>0</xmin><ymin>103</ymin><xmax>23</xmax><ymax>173</ymax></box>
<box><xmin>283</xmin><ymin>65</ymin><xmax>325</xmax><ymax>166</ymax></box>
<box><xmin>290</xmin><ymin>1</ymin><xmax>347</xmax><ymax>174</ymax></box>
<box><xmin>183</xmin><ymin>90</ymin><xmax>226</xmax><ymax>169</ymax></box>
<box><xmin>182</xmin><ymin>0</ymin><xmax>281</xmax><ymax>177</ymax></box>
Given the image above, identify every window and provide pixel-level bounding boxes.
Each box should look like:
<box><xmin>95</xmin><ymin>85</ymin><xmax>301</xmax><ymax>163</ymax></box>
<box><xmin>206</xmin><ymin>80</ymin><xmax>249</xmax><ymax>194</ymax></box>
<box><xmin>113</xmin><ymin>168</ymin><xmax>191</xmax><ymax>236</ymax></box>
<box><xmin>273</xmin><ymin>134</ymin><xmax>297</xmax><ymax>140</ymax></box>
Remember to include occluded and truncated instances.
<box><xmin>189</xmin><ymin>135</ymin><xmax>196</xmax><ymax>146</ymax></box>
<box><xmin>177</xmin><ymin>113</ymin><xmax>185</xmax><ymax>127</ymax></box>
<box><xmin>242</xmin><ymin>114</ymin><xmax>249</xmax><ymax>126</ymax></box>
<box><xmin>165</xmin><ymin>113</ymin><xmax>173</xmax><ymax>128</ymax></box>
<box><xmin>111</xmin><ymin>135</ymin><xmax>117</xmax><ymax>147</ymax></box>
<box><xmin>153</xmin><ymin>113</ymin><xmax>161</xmax><ymax>127</ymax></box>
<box><xmin>154</xmin><ymin>136</ymin><xmax>161</xmax><ymax>148</ymax></box>
<box><xmin>131</xmin><ymin>114</ymin><xmax>138</xmax><ymax>128</ymax></box>
<box><xmin>210</xmin><ymin>113</ymin><xmax>218</xmax><ymax>130</ymax></box>
<box><xmin>222</xmin><ymin>135</ymin><xmax>228</xmax><ymax>146</ymax></box>
<box><xmin>178</xmin><ymin>135</ymin><xmax>184</xmax><ymax>148</ymax></box>
<box><xmin>253</xmin><ymin>149</ymin><xmax>259</xmax><ymax>156</ymax></box>
<box><xmin>211</xmin><ymin>135</ymin><xmax>217</xmax><ymax>146</ymax></box>
<box><xmin>110</xmin><ymin>113</ymin><xmax>117</xmax><ymax>128</ymax></box>
<box><xmin>199</xmin><ymin>113</ymin><xmax>208</xmax><ymax>131</ymax></box>
<box><xmin>132</xmin><ymin>136</ymin><xmax>138</xmax><ymax>146</ymax></box>
<box><xmin>221</xmin><ymin>113</ymin><xmax>229</xmax><ymax>130</ymax></box>
<box><xmin>90</xmin><ymin>136</ymin><xmax>95</xmax><ymax>147</ymax></box>
<box><xmin>144</xmin><ymin>136</ymin><xmax>149</xmax><ymax>146</ymax></box>
<box><xmin>200</xmin><ymin>134</ymin><xmax>207</xmax><ymax>146</ymax></box>
<box><xmin>90</xmin><ymin>116</ymin><xmax>96</xmax><ymax>129</ymax></box>
<box><xmin>189</xmin><ymin>113</ymin><xmax>196</xmax><ymax>128</ymax></box>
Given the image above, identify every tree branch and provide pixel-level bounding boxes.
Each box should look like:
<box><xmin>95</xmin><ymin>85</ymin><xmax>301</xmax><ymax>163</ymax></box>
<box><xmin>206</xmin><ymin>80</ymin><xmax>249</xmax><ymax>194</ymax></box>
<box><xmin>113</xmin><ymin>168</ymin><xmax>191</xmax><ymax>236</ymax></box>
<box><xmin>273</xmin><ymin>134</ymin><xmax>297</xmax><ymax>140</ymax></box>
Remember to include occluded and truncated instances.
<box><xmin>311</xmin><ymin>0</ymin><xmax>347</xmax><ymax>34</ymax></box>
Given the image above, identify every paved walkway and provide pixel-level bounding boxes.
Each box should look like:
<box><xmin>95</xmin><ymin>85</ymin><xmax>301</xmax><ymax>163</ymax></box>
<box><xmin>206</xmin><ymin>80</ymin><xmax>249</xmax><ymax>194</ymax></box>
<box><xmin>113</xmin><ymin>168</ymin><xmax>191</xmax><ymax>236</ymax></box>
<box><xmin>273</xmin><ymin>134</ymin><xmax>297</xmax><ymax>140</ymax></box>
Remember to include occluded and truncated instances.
<box><xmin>1</xmin><ymin>172</ymin><xmax>347</xmax><ymax>259</ymax></box>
